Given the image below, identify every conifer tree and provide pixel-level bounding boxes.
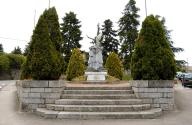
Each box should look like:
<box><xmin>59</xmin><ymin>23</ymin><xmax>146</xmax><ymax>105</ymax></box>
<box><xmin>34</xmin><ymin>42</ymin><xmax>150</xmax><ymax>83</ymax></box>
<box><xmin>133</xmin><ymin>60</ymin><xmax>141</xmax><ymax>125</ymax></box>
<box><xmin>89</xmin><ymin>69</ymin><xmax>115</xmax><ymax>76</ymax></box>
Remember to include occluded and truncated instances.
<box><xmin>157</xmin><ymin>16</ymin><xmax>186</xmax><ymax>70</ymax></box>
<box><xmin>23</xmin><ymin>43</ymin><xmax>30</xmax><ymax>56</ymax></box>
<box><xmin>131</xmin><ymin>15</ymin><xmax>176</xmax><ymax>80</ymax></box>
<box><xmin>21</xmin><ymin>42</ymin><xmax>32</xmax><ymax>79</ymax></box>
<box><xmin>66</xmin><ymin>48</ymin><xmax>85</xmax><ymax>81</ymax></box>
<box><xmin>43</xmin><ymin>7</ymin><xmax>63</xmax><ymax>52</ymax></box>
<box><xmin>60</xmin><ymin>11</ymin><xmax>82</xmax><ymax>72</ymax></box>
<box><xmin>118</xmin><ymin>0</ymin><xmax>140</xmax><ymax>70</ymax></box>
<box><xmin>101</xmin><ymin>19</ymin><xmax>119</xmax><ymax>63</ymax></box>
<box><xmin>21</xmin><ymin>14</ymin><xmax>62</xmax><ymax>80</ymax></box>
<box><xmin>11</xmin><ymin>46</ymin><xmax>22</xmax><ymax>55</ymax></box>
<box><xmin>105</xmin><ymin>52</ymin><xmax>123</xmax><ymax>80</ymax></box>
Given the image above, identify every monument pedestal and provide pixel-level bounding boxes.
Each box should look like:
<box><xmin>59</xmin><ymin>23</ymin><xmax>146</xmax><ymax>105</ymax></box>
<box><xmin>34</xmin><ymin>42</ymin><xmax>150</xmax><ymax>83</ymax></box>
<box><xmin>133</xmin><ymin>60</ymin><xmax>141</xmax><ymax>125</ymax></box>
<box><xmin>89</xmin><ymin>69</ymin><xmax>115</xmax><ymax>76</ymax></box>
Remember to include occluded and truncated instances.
<box><xmin>85</xmin><ymin>72</ymin><xmax>107</xmax><ymax>81</ymax></box>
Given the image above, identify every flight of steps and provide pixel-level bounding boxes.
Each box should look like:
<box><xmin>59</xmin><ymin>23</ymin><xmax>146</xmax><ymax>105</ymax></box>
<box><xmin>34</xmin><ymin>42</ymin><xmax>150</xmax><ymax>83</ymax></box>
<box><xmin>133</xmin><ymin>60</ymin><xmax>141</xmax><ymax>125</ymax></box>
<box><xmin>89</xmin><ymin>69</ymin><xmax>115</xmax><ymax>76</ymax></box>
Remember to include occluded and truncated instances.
<box><xmin>36</xmin><ymin>83</ymin><xmax>162</xmax><ymax>119</ymax></box>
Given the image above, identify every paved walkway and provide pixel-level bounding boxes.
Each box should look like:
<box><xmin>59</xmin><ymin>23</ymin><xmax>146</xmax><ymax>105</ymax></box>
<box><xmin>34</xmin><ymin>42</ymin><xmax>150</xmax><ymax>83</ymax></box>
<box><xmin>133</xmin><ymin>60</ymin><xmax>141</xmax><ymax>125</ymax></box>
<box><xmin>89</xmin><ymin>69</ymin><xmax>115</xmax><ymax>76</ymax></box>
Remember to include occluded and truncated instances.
<box><xmin>0</xmin><ymin>81</ymin><xmax>192</xmax><ymax>125</ymax></box>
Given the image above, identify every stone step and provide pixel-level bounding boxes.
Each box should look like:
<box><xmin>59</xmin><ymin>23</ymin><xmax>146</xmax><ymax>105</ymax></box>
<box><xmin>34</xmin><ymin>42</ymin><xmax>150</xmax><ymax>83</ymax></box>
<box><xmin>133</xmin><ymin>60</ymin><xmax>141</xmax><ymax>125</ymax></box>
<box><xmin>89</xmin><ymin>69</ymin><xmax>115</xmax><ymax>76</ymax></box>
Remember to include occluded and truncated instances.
<box><xmin>36</xmin><ymin>108</ymin><xmax>162</xmax><ymax>119</ymax></box>
<box><xmin>55</xmin><ymin>99</ymin><xmax>142</xmax><ymax>105</ymax></box>
<box><xmin>64</xmin><ymin>86</ymin><xmax>132</xmax><ymax>90</ymax></box>
<box><xmin>62</xmin><ymin>90</ymin><xmax>134</xmax><ymax>95</ymax></box>
<box><xmin>61</xmin><ymin>94</ymin><xmax>136</xmax><ymax>99</ymax></box>
<box><xmin>46</xmin><ymin>104</ymin><xmax>151</xmax><ymax>112</ymax></box>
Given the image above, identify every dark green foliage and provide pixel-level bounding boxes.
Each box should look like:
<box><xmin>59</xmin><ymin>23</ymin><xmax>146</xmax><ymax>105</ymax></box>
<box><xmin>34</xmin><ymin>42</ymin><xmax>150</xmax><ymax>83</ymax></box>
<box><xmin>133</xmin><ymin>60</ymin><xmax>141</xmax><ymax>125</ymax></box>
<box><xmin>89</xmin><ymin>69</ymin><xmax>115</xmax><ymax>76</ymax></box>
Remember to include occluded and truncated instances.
<box><xmin>0</xmin><ymin>44</ymin><xmax>3</xmax><ymax>53</ymax></box>
<box><xmin>176</xmin><ymin>60</ymin><xmax>187</xmax><ymax>72</ymax></box>
<box><xmin>131</xmin><ymin>15</ymin><xmax>176</xmax><ymax>80</ymax></box>
<box><xmin>0</xmin><ymin>54</ymin><xmax>10</xmax><ymax>73</ymax></box>
<box><xmin>23</xmin><ymin>43</ymin><xmax>30</xmax><ymax>56</ymax></box>
<box><xmin>118</xmin><ymin>0</ymin><xmax>140</xmax><ymax>70</ymax></box>
<box><xmin>66</xmin><ymin>48</ymin><xmax>85</xmax><ymax>81</ymax></box>
<box><xmin>20</xmin><ymin>42</ymin><xmax>32</xmax><ymax>79</ymax></box>
<box><xmin>43</xmin><ymin>7</ymin><xmax>64</xmax><ymax>73</ymax></box>
<box><xmin>61</xmin><ymin>11</ymin><xmax>82</xmax><ymax>72</ymax></box>
<box><xmin>21</xmin><ymin>14</ymin><xmax>62</xmax><ymax>80</ymax></box>
<box><xmin>101</xmin><ymin>19</ymin><xmax>119</xmax><ymax>63</ymax></box>
<box><xmin>105</xmin><ymin>52</ymin><xmax>123</xmax><ymax>80</ymax></box>
<box><xmin>11</xmin><ymin>46</ymin><xmax>22</xmax><ymax>55</ymax></box>
<box><xmin>43</xmin><ymin>7</ymin><xmax>63</xmax><ymax>52</ymax></box>
<box><xmin>20</xmin><ymin>59</ymin><xmax>32</xmax><ymax>80</ymax></box>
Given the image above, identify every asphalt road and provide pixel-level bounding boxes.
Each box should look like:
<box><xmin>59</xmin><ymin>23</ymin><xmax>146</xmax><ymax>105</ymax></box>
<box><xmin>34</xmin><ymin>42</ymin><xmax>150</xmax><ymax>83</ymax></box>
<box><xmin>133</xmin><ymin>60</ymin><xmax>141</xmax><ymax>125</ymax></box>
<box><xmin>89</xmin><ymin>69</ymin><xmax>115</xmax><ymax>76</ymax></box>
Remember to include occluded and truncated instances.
<box><xmin>0</xmin><ymin>81</ymin><xmax>192</xmax><ymax>125</ymax></box>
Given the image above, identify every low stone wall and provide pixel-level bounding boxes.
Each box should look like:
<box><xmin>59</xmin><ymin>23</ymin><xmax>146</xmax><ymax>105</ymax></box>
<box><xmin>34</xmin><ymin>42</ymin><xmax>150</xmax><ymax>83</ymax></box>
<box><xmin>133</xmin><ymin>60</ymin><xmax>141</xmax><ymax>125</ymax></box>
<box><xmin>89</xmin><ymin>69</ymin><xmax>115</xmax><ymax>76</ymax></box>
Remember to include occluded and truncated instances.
<box><xmin>130</xmin><ymin>80</ymin><xmax>174</xmax><ymax>111</ymax></box>
<box><xmin>16</xmin><ymin>80</ymin><xmax>64</xmax><ymax>112</ymax></box>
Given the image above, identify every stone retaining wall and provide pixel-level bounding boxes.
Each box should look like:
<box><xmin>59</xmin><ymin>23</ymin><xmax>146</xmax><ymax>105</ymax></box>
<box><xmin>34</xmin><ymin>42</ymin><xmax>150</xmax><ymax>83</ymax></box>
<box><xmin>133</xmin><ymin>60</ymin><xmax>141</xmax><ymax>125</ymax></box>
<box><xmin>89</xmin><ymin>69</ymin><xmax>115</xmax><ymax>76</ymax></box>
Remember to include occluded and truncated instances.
<box><xmin>16</xmin><ymin>80</ymin><xmax>175</xmax><ymax>112</ymax></box>
<box><xmin>16</xmin><ymin>80</ymin><xmax>64</xmax><ymax>111</ymax></box>
<box><xmin>130</xmin><ymin>80</ymin><xmax>174</xmax><ymax>111</ymax></box>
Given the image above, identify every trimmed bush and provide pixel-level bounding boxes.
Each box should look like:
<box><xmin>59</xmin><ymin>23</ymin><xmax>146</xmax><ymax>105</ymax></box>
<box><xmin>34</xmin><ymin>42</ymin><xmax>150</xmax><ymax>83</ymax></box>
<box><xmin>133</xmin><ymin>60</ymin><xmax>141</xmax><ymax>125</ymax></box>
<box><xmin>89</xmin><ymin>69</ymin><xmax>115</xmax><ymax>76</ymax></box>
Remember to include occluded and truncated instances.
<box><xmin>66</xmin><ymin>48</ymin><xmax>85</xmax><ymax>81</ymax></box>
<box><xmin>131</xmin><ymin>15</ymin><xmax>176</xmax><ymax>80</ymax></box>
<box><xmin>0</xmin><ymin>53</ymin><xmax>25</xmax><ymax>73</ymax></box>
<box><xmin>105</xmin><ymin>52</ymin><xmax>123</xmax><ymax>80</ymax></box>
<box><xmin>0</xmin><ymin>54</ymin><xmax>10</xmax><ymax>72</ymax></box>
<box><xmin>7</xmin><ymin>54</ymin><xmax>25</xmax><ymax>69</ymax></box>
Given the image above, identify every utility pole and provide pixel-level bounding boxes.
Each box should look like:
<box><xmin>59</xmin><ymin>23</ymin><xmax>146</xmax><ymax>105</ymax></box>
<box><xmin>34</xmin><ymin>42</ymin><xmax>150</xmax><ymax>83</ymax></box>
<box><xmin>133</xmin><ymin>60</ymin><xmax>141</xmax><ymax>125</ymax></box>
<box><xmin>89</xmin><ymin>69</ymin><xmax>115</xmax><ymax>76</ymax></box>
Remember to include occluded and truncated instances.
<box><xmin>48</xmin><ymin>0</ymin><xmax>50</xmax><ymax>8</ymax></box>
<box><xmin>145</xmin><ymin>0</ymin><xmax>148</xmax><ymax>17</ymax></box>
<box><xmin>34</xmin><ymin>10</ymin><xmax>36</xmax><ymax>29</ymax></box>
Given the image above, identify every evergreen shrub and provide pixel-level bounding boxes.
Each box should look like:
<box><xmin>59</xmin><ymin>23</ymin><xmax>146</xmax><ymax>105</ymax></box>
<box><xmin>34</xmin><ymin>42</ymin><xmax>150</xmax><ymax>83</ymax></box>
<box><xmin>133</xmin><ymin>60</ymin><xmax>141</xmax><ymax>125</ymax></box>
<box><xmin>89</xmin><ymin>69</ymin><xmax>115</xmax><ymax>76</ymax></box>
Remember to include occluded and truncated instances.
<box><xmin>105</xmin><ymin>52</ymin><xmax>123</xmax><ymax>80</ymax></box>
<box><xmin>131</xmin><ymin>15</ymin><xmax>176</xmax><ymax>80</ymax></box>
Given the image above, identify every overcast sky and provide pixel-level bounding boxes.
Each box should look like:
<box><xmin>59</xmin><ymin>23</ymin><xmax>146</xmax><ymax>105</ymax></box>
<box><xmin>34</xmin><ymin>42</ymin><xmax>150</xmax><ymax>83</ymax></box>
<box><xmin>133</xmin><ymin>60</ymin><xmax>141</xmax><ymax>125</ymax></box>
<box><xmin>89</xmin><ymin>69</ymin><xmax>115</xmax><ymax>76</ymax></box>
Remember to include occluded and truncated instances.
<box><xmin>0</xmin><ymin>0</ymin><xmax>191</xmax><ymax>65</ymax></box>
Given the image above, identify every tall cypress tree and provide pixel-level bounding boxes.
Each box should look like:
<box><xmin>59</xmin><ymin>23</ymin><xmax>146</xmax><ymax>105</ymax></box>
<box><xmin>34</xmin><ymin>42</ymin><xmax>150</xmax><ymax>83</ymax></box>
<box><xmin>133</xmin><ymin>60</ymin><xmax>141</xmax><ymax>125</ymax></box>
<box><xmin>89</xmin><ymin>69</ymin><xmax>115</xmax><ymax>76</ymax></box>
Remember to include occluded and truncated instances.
<box><xmin>43</xmin><ymin>7</ymin><xmax>63</xmax><ymax>52</ymax></box>
<box><xmin>60</xmin><ymin>11</ymin><xmax>82</xmax><ymax>72</ymax></box>
<box><xmin>101</xmin><ymin>19</ymin><xmax>119</xmax><ymax>63</ymax></box>
<box><xmin>118</xmin><ymin>0</ymin><xmax>140</xmax><ymax>70</ymax></box>
<box><xmin>21</xmin><ymin>14</ymin><xmax>62</xmax><ymax>80</ymax></box>
<box><xmin>131</xmin><ymin>15</ymin><xmax>176</xmax><ymax>80</ymax></box>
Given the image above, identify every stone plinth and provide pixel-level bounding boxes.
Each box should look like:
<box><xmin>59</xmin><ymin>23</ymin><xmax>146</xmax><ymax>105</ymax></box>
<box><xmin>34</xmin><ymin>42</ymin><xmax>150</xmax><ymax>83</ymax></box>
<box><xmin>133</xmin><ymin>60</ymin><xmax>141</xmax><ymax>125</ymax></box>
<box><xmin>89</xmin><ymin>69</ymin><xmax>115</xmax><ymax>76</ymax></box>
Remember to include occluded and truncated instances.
<box><xmin>85</xmin><ymin>72</ymin><xmax>107</xmax><ymax>81</ymax></box>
